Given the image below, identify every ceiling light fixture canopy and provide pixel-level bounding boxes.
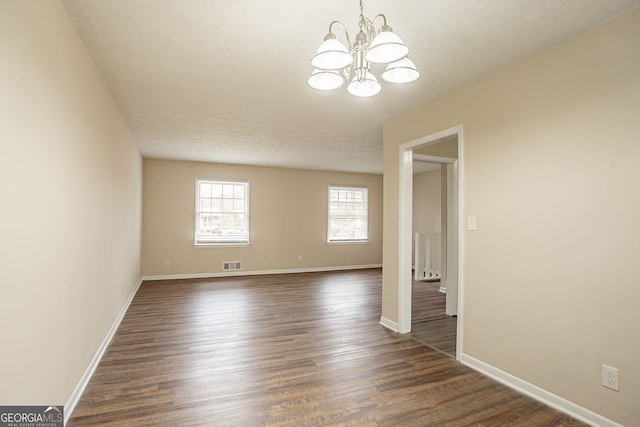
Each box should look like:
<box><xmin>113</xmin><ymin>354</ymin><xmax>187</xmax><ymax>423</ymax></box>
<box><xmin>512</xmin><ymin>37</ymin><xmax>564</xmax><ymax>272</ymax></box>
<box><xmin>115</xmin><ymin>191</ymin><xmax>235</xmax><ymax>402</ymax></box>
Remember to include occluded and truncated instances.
<box><xmin>307</xmin><ymin>0</ymin><xmax>419</xmax><ymax>98</ymax></box>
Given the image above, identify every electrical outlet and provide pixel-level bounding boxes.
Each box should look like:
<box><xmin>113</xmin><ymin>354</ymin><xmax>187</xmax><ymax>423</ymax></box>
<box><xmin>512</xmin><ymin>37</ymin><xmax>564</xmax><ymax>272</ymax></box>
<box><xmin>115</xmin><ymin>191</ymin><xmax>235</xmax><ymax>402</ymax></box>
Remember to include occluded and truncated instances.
<box><xmin>164</xmin><ymin>259</ymin><xmax>171</xmax><ymax>267</ymax></box>
<box><xmin>602</xmin><ymin>364</ymin><xmax>619</xmax><ymax>391</ymax></box>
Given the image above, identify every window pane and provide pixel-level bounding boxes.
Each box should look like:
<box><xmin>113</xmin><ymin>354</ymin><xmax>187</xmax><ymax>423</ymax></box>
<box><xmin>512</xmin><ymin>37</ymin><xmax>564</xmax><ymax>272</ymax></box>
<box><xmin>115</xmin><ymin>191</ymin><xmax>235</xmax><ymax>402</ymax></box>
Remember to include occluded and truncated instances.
<box><xmin>196</xmin><ymin>180</ymin><xmax>249</xmax><ymax>244</ymax></box>
<box><xmin>222</xmin><ymin>184</ymin><xmax>233</xmax><ymax>197</ymax></box>
<box><xmin>327</xmin><ymin>186</ymin><xmax>368</xmax><ymax>242</ymax></box>
<box><xmin>234</xmin><ymin>185</ymin><xmax>245</xmax><ymax>198</ymax></box>
<box><xmin>200</xmin><ymin>183</ymin><xmax>212</xmax><ymax>198</ymax></box>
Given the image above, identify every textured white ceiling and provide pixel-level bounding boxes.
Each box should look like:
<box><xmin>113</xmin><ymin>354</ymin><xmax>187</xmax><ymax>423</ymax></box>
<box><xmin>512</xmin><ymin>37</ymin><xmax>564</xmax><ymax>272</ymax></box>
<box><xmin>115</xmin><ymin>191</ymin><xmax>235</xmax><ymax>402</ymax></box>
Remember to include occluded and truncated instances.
<box><xmin>62</xmin><ymin>0</ymin><xmax>640</xmax><ymax>174</ymax></box>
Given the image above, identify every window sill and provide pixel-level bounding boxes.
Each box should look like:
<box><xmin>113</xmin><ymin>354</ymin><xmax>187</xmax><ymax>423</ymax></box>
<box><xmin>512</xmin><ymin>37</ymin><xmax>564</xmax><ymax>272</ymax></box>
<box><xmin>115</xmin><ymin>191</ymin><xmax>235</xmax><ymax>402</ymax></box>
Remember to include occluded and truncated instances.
<box><xmin>326</xmin><ymin>240</ymin><xmax>368</xmax><ymax>245</ymax></box>
<box><xmin>194</xmin><ymin>243</ymin><xmax>250</xmax><ymax>248</ymax></box>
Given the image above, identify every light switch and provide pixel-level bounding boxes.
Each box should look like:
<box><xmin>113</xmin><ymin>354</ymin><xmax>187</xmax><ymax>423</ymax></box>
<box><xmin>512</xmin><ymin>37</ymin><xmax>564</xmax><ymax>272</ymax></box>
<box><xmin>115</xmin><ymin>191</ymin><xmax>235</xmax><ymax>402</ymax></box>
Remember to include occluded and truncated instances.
<box><xmin>467</xmin><ymin>215</ymin><xmax>477</xmax><ymax>231</ymax></box>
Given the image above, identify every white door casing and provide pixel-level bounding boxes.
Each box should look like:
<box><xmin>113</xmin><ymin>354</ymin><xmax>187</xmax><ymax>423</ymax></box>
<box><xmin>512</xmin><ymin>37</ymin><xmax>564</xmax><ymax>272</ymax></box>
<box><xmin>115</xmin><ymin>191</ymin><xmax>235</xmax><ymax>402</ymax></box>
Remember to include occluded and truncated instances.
<box><xmin>398</xmin><ymin>125</ymin><xmax>464</xmax><ymax>360</ymax></box>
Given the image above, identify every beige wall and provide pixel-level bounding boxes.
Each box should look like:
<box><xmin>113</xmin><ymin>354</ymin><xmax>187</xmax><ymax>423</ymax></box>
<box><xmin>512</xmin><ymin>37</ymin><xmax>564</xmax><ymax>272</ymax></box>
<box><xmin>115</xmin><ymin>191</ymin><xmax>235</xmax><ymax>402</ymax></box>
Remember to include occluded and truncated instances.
<box><xmin>142</xmin><ymin>159</ymin><xmax>382</xmax><ymax>276</ymax></box>
<box><xmin>0</xmin><ymin>0</ymin><xmax>142</xmax><ymax>407</ymax></box>
<box><xmin>414</xmin><ymin>137</ymin><xmax>458</xmax><ymax>158</ymax></box>
<box><xmin>413</xmin><ymin>169</ymin><xmax>442</xmax><ymax>236</ymax></box>
<box><xmin>383</xmin><ymin>8</ymin><xmax>640</xmax><ymax>426</ymax></box>
<box><xmin>412</xmin><ymin>169</ymin><xmax>441</xmax><ymax>267</ymax></box>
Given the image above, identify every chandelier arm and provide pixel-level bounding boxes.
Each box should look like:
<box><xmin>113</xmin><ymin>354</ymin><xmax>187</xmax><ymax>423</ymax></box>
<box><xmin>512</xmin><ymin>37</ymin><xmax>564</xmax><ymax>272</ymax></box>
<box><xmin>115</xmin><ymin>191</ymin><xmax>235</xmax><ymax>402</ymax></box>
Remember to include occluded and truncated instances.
<box><xmin>328</xmin><ymin>20</ymin><xmax>352</xmax><ymax>49</ymax></box>
<box><xmin>343</xmin><ymin>66</ymin><xmax>351</xmax><ymax>81</ymax></box>
<box><xmin>370</xmin><ymin>14</ymin><xmax>388</xmax><ymax>34</ymax></box>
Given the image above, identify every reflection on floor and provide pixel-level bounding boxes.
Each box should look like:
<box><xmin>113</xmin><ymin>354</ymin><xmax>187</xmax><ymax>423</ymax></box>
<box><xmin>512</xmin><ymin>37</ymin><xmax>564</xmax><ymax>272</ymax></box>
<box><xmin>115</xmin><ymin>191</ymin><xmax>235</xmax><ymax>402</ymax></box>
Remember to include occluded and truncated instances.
<box><xmin>411</xmin><ymin>277</ymin><xmax>457</xmax><ymax>357</ymax></box>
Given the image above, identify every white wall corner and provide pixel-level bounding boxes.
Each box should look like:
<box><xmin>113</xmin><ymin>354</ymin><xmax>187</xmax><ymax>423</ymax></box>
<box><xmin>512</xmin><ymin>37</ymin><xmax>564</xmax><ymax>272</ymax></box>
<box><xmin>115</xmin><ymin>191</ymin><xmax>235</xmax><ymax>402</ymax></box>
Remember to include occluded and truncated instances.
<box><xmin>379</xmin><ymin>316</ymin><xmax>400</xmax><ymax>332</ymax></box>
<box><xmin>460</xmin><ymin>353</ymin><xmax>624</xmax><ymax>427</ymax></box>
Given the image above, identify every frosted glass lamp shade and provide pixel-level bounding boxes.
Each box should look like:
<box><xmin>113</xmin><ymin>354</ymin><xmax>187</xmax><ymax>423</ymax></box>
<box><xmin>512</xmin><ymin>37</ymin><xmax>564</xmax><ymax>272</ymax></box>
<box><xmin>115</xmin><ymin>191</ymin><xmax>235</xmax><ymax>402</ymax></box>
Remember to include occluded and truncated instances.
<box><xmin>311</xmin><ymin>38</ymin><xmax>353</xmax><ymax>70</ymax></box>
<box><xmin>346</xmin><ymin>71</ymin><xmax>382</xmax><ymax>97</ymax></box>
<box><xmin>364</xmin><ymin>28</ymin><xmax>409</xmax><ymax>64</ymax></box>
<box><xmin>381</xmin><ymin>58</ymin><xmax>420</xmax><ymax>84</ymax></box>
<box><xmin>307</xmin><ymin>69</ymin><xmax>345</xmax><ymax>90</ymax></box>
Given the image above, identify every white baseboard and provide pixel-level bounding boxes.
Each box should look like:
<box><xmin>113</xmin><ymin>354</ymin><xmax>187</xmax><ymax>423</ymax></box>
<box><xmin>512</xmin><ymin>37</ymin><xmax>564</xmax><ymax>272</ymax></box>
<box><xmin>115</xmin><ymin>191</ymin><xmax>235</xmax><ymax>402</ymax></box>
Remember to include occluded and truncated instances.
<box><xmin>460</xmin><ymin>353</ymin><xmax>623</xmax><ymax>427</ymax></box>
<box><xmin>142</xmin><ymin>264</ymin><xmax>382</xmax><ymax>281</ymax></box>
<box><xmin>379</xmin><ymin>316</ymin><xmax>400</xmax><ymax>332</ymax></box>
<box><xmin>64</xmin><ymin>277</ymin><xmax>143</xmax><ymax>424</ymax></box>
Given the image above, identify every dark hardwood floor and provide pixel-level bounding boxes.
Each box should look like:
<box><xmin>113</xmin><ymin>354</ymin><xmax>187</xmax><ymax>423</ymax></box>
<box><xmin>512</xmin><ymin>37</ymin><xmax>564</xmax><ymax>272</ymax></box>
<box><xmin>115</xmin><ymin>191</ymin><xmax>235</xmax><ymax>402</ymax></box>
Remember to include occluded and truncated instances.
<box><xmin>68</xmin><ymin>269</ymin><xmax>588</xmax><ymax>426</ymax></box>
<box><xmin>411</xmin><ymin>278</ymin><xmax>457</xmax><ymax>357</ymax></box>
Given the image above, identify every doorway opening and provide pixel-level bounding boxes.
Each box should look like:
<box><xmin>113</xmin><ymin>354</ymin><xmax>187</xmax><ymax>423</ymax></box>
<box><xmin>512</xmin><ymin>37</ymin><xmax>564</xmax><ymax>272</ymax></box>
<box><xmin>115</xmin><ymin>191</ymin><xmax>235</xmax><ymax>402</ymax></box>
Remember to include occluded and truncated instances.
<box><xmin>411</xmin><ymin>155</ymin><xmax>455</xmax><ymax>357</ymax></box>
<box><xmin>398</xmin><ymin>125</ymin><xmax>463</xmax><ymax>360</ymax></box>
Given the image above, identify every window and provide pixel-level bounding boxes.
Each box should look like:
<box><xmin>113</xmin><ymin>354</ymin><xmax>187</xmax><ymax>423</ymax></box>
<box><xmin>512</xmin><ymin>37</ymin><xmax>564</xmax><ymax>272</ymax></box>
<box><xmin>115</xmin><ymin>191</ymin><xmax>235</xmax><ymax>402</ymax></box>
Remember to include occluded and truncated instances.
<box><xmin>327</xmin><ymin>185</ymin><xmax>368</xmax><ymax>243</ymax></box>
<box><xmin>195</xmin><ymin>179</ymin><xmax>249</xmax><ymax>245</ymax></box>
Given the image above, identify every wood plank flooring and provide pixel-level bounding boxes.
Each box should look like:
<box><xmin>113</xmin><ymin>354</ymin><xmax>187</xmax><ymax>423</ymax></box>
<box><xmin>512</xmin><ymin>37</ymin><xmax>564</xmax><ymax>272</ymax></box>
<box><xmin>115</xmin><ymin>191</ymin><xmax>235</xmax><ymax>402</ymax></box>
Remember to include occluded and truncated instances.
<box><xmin>411</xmin><ymin>279</ymin><xmax>457</xmax><ymax>357</ymax></box>
<box><xmin>68</xmin><ymin>269</ymin><xmax>588</xmax><ymax>426</ymax></box>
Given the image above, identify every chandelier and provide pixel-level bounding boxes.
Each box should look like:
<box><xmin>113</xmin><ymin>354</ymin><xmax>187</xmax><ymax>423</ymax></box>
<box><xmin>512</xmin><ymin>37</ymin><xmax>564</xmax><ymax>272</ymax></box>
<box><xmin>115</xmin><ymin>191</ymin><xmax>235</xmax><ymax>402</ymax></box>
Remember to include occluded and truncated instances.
<box><xmin>307</xmin><ymin>0</ymin><xmax>420</xmax><ymax>98</ymax></box>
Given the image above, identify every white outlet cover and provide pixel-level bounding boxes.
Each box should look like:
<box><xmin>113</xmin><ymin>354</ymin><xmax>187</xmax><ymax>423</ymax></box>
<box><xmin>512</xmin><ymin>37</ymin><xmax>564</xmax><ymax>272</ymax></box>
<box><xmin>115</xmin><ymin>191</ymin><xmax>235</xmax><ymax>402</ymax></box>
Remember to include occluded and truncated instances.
<box><xmin>602</xmin><ymin>364</ymin><xmax>619</xmax><ymax>391</ymax></box>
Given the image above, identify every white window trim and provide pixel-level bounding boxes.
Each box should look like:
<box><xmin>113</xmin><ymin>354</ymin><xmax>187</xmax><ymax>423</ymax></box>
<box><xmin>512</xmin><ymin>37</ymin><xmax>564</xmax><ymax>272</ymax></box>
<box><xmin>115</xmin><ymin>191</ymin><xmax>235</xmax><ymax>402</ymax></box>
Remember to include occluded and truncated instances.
<box><xmin>194</xmin><ymin>178</ymin><xmax>250</xmax><ymax>247</ymax></box>
<box><xmin>327</xmin><ymin>240</ymin><xmax>369</xmax><ymax>246</ymax></box>
<box><xmin>326</xmin><ymin>185</ymin><xmax>369</xmax><ymax>244</ymax></box>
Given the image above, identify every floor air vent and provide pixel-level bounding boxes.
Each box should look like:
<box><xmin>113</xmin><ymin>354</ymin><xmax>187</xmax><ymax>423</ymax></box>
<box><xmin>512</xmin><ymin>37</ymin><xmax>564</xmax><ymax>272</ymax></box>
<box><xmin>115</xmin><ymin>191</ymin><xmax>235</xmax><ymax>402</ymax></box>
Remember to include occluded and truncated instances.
<box><xmin>223</xmin><ymin>261</ymin><xmax>242</xmax><ymax>271</ymax></box>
